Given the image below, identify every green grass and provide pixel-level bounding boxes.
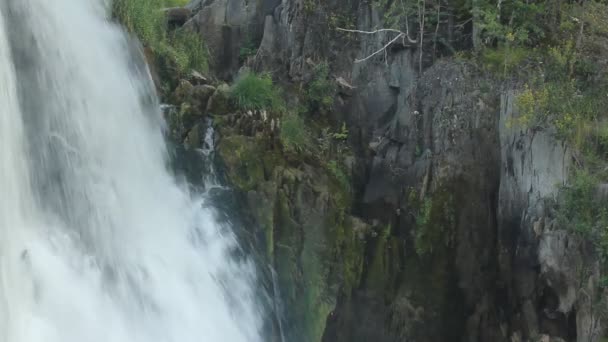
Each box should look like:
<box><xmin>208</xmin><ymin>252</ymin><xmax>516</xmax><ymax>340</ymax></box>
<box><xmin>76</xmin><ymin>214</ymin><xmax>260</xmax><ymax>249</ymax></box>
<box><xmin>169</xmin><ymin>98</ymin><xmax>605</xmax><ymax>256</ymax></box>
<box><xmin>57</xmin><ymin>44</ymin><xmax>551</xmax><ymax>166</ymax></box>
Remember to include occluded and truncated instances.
<box><xmin>113</xmin><ymin>0</ymin><xmax>208</xmax><ymax>77</ymax></box>
<box><xmin>166</xmin><ymin>28</ymin><xmax>208</xmax><ymax>73</ymax></box>
<box><xmin>230</xmin><ymin>72</ymin><xmax>284</xmax><ymax>111</ymax></box>
<box><xmin>113</xmin><ymin>0</ymin><xmax>165</xmax><ymax>46</ymax></box>
<box><xmin>164</xmin><ymin>0</ymin><xmax>191</xmax><ymax>6</ymax></box>
<box><xmin>280</xmin><ymin>112</ymin><xmax>312</xmax><ymax>154</ymax></box>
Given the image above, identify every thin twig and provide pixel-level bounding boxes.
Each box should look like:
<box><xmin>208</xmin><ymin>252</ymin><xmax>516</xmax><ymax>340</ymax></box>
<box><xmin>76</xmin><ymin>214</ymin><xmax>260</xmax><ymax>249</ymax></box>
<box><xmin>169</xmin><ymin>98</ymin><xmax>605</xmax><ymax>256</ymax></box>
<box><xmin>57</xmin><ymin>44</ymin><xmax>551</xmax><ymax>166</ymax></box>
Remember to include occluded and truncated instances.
<box><xmin>336</xmin><ymin>27</ymin><xmax>418</xmax><ymax>43</ymax></box>
<box><xmin>355</xmin><ymin>33</ymin><xmax>405</xmax><ymax>63</ymax></box>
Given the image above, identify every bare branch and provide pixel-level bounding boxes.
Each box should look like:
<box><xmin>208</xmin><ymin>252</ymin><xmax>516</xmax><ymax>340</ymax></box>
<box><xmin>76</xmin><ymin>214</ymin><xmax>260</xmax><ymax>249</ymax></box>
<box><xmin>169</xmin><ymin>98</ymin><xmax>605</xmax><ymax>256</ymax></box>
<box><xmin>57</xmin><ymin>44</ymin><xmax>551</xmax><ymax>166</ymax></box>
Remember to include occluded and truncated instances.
<box><xmin>336</xmin><ymin>25</ymin><xmax>418</xmax><ymax>64</ymax></box>
<box><xmin>336</xmin><ymin>27</ymin><xmax>418</xmax><ymax>43</ymax></box>
<box><xmin>354</xmin><ymin>33</ymin><xmax>405</xmax><ymax>63</ymax></box>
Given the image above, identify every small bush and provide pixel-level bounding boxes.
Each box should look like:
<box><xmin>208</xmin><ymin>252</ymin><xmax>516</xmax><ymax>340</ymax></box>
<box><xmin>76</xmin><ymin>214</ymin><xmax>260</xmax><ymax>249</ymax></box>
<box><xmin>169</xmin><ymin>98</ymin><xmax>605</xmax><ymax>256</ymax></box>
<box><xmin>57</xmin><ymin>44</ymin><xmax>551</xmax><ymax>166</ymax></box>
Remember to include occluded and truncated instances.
<box><xmin>167</xmin><ymin>28</ymin><xmax>208</xmax><ymax>73</ymax></box>
<box><xmin>558</xmin><ymin>170</ymin><xmax>601</xmax><ymax>234</ymax></box>
<box><xmin>556</xmin><ymin>170</ymin><xmax>608</xmax><ymax>261</ymax></box>
<box><xmin>306</xmin><ymin>63</ymin><xmax>335</xmax><ymax>113</ymax></box>
<box><xmin>332</xmin><ymin>122</ymin><xmax>349</xmax><ymax>141</ymax></box>
<box><xmin>280</xmin><ymin>112</ymin><xmax>312</xmax><ymax>154</ymax></box>
<box><xmin>230</xmin><ymin>73</ymin><xmax>284</xmax><ymax>111</ymax></box>
<box><xmin>239</xmin><ymin>40</ymin><xmax>258</xmax><ymax>63</ymax></box>
<box><xmin>113</xmin><ymin>0</ymin><xmax>208</xmax><ymax>78</ymax></box>
<box><xmin>481</xmin><ymin>45</ymin><xmax>532</xmax><ymax>77</ymax></box>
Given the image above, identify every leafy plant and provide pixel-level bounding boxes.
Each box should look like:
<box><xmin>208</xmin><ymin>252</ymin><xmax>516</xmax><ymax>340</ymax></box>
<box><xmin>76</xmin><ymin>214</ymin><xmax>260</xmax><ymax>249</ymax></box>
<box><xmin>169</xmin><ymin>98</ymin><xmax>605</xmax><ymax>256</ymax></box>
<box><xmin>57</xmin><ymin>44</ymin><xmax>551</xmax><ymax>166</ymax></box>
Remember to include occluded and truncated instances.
<box><xmin>332</xmin><ymin>122</ymin><xmax>349</xmax><ymax>141</ymax></box>
<box><xmin>112</xmin><ymin>0</ymin><xmax>208</xmax><ymax>78</ymax></box>
<box><xmin>239</xmin><ymin>40</ymin><xmax>258</xmax><ymax>63</ymax></box>
<box><xmin>230</xmin><ymin>72</ymin><xmax>284</xmax><ymax>111</ymax></box>
<box><xmin>306</xmin><ymin>62</ymin><xmax>335</xmax><ymax>113</ymax></box>
<box><xmin>280</xmin><ymin>112</ymin><xmax>312</xmax><ymax>154</ymax></box>
<box><xmin>166</xmin><ymin>28</ymin><xmax>208</xmax><ymax>73</ymax></box>
<box><xmin>557</xmin><ymin>170</ymin><xmax>605</xmax><ymax>235</ymax></box>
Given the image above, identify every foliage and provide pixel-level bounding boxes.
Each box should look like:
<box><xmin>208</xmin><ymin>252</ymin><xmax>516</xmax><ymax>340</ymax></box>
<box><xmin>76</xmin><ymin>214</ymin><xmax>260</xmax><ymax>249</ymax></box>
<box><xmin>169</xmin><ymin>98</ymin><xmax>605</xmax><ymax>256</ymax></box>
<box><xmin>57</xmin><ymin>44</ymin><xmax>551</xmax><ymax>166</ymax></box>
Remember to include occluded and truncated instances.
<box><xmin>332</xmin><ymin>122</ymin><xmax>349</xmax><ymax>141</ymax></box>
<box><xmin>473</xmin><ymin>0</ymin><xmax>545</xmax><ymax>46</ymax></box>
<box><xmin>557</xmin><ymin>170</ymin><xmax>608</xmax><ymax>261</ymax></box>
<box><xmin>165</xmin><ymin>28</ymin><xmax>208</xmax><ymax>73</ymax></box>
<box><xmin>303</xmin><ymin>0</ymin><xmax>317</xmax><ymax>15</ymax></box>
<box><xmin>514</xmin><ymin>76</ymin><xmax>608</xmax><ymax>150</ymax></box>
<box><xmin>112</xmin><ymin>0</ymin><xmax>208</xmax><ymax>77</ymax></box>
<box><xmin>164</xmin><ymin>0</ymin><xmax>191</xmax><ymax>6</ymax></box>
<box><xmin>306</xmin><ymin>62</ymin><xmax>335</xmax><ymax>113</ymax></box>
<box><xmin>239</xmin><ymin>45</ymin><xmax>257</xmax><ymax>64</ymax></box>
<box><xmin>480</xmin><ymin>45</ymin><xmax>534</xmax><ymax>76</ymax></box>
<box><xmin>230</xmin><ymin>72</ymin><xmax>284</xmax><ymax>111</ymax></box>
<box><xmin>113</xmin><ymin>0</ymin><xmax>165</xmax><ymax>46</ymax></box>
<box><xmin>280</xmin><ymin>112</ymin><xmax>312</xmax><ymax>154</ymax></box>
<box><xmin>507</xmin><ymin>1</ymin><xmax>608</xmax><ymax>160</ymax></box>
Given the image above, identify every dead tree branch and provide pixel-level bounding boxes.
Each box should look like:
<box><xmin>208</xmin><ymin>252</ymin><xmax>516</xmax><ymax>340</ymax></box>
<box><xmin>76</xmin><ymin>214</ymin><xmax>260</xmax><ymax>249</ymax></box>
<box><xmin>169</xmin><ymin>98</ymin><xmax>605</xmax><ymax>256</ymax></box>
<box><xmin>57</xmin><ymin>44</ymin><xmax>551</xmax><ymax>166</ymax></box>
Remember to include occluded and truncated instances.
<box><xmin>336</xmin><ymin>27</ymin><xmax>417</xmax><ymax>63</ymax></box>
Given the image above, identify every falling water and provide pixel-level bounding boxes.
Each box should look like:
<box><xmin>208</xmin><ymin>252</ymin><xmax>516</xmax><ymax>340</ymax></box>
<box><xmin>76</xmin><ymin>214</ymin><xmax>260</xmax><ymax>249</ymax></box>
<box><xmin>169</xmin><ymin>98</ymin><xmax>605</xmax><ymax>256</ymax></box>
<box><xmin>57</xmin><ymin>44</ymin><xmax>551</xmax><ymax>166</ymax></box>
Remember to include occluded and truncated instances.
<box><xmin>0</xmin><ymin>1</ymin><xmax>263</xmax><ymax>341</ymax></box>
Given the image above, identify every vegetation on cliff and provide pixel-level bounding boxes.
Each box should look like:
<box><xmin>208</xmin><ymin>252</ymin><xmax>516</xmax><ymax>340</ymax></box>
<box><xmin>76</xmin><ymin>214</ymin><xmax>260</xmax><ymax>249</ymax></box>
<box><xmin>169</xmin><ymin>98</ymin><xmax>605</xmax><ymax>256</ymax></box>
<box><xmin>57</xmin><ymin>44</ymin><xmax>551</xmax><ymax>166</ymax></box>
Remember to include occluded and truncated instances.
<box><xmin>112</xmin><ymin>0</ymin><xmax>207</xmax><ymax>79</ymax></box>
<box><xmin>114</xmin><ymin>0</ymin><xmax>608</xmax><ymax>339</ymax></box>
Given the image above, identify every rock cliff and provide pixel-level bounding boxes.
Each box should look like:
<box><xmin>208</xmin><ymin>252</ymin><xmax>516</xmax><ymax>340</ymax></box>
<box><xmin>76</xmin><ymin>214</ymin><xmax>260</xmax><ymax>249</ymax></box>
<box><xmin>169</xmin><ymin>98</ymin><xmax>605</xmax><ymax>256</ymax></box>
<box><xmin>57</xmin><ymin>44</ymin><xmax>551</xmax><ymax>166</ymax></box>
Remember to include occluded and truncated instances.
<box><xmin>157</xmin><ymin>0</ymin><xmax>607</xmax><ymax>341</ymax></box>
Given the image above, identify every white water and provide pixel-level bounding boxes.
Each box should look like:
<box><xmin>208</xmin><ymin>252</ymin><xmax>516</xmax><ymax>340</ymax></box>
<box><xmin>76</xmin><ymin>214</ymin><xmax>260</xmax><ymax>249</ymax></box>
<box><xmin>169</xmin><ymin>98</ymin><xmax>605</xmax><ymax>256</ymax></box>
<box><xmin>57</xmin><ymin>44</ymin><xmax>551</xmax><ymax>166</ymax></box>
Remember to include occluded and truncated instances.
<box><xmin>0</xmin><ymin>1</ymin><xmax>262</xmax><ymax>341</ymax></box>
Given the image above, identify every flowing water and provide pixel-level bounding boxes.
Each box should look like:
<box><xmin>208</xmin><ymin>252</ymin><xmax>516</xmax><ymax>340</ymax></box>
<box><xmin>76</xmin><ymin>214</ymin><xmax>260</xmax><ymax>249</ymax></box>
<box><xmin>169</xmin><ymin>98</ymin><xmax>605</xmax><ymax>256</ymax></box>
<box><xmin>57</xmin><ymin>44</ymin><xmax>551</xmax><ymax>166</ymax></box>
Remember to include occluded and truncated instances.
<box><xmin>0</xmin><ymin>1</ymin><xmax>263</xmax><ymax>341</ymax></box>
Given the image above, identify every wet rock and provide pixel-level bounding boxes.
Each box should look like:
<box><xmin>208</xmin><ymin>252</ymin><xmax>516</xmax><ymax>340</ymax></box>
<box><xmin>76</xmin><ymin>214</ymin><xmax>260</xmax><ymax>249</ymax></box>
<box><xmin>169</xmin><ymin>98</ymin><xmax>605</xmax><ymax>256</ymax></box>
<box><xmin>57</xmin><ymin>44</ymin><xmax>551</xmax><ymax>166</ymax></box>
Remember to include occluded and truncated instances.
<box><xmin>206</xmin><ymin>83</ymin><xmax>231</xmax><ymax>115</ymax></box>
<box><xmin>164</xmin><ymin>7</ymin><xmax>191</xmax><ymax>27</ymax></box>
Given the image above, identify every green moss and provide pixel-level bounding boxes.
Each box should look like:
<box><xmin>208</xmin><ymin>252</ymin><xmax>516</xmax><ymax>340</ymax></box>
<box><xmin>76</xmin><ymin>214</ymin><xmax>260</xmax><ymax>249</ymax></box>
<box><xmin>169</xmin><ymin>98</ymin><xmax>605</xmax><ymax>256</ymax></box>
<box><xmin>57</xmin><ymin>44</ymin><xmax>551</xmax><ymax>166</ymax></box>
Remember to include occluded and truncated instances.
<box><xmin>217</xmin><ymin>136</ymin><xmax>265</xmax><ymax>191</ymax></box>
<box><xmin>364</xmin><ymin>224</ymin><xmax>403</xmax><ymax>297</ymax></box>
<box><xmin>413</xmin><ymin>189</ymin><xmax>456</xmax><ymax>256</ymax></box>
<box><xmin>207</xmin><ymin>84</ymin><xmax>231</xmax><ymax>115</ymax></box>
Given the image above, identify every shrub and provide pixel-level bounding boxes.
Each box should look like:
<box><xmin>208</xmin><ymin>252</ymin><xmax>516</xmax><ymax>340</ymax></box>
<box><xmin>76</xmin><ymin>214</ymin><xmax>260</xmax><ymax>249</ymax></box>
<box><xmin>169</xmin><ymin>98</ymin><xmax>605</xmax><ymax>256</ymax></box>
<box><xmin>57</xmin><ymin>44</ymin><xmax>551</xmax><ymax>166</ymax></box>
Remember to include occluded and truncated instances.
<box><xmin>332</xmin><ymin>122</ymin><xmax>349</xmax><ymax>141</ymax></box>
<box><xmin>306</xmin><ymin>63</ymin><xmax>335</xmax><ymax>113</ymax></box>
<box><xmin>280</xmin><ymin>112</ymin><xmax>312</xmax><ymax>154</ymax></box>
<box><xmin>480</xmin><ymin>45</ymin><xmax>533</xmax><ymax>77</ymax></box>
<box><xmin>557</xmin><ymin>170</ymin><xmax>602</xmax><ymax>235</ymax></box>
<box><xmin>239</xmin><ymin>40</ymin><xmax>258</xmax><ymax>63</ymax></box>
<box><xmin>167</xmin><ymin>28</ymin><xmax>208</xmax><ymax>74</ymax></box>
<box><xmin>556</xmin><ymin>169</ymin><xmax>608</xmax><ymax>262</ymax></box>
<box><xmin>230</xmin><ymin>73</ymin><xmax>284</xmax><ymax>111</ymax></box>
<box><xmin>113</xmin><ymin>0</ymin><xmax>208</xmax><ymax>77</ymax></box>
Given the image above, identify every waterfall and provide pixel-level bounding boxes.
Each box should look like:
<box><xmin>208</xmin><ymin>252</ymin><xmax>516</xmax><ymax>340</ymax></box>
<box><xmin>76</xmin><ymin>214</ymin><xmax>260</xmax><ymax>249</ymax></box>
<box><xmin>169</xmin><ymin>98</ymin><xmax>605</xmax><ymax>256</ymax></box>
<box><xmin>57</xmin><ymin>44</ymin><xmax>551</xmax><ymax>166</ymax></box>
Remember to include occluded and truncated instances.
<box><xmin>0</xmin><ymin>1</ymin><xmax>263</xmax><ymax>341</ymax></box>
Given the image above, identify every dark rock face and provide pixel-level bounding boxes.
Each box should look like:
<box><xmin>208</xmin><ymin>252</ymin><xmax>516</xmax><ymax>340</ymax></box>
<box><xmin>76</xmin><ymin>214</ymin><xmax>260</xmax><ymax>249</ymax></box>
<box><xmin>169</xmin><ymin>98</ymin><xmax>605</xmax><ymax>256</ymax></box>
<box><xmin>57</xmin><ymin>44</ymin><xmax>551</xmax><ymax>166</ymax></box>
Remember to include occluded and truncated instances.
<box><xmin>183</xmin><ymin>0</ymin><xmax>273</xmax><ymax>80</ymax></box>
<box><xmin>161</xmin><ymin>1</ymin><xmax>604</xmax><ymax>341</ymax></box>
<box><xmin>164</xmin><ymin>7</ymin><xmax>192</xmax><ymax>27</ymax></box>
<box><xmin>323</xmin><ymin>61</ymin><xmax>503</xmax><ymax>342</ymax></box>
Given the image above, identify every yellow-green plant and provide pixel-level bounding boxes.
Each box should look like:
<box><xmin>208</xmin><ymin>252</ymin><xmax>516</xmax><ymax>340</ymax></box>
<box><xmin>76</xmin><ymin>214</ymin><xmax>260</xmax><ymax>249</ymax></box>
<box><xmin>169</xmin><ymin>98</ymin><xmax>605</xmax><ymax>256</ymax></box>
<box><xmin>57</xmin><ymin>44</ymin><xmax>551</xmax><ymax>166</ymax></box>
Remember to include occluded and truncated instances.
<box><xmin>113</xmin><ymin>0</ymin><xmax>208</xmax><ymax>76</ymax></box>
<box><xmin>230</xmin><ymin>72</ymin><xmax>284</xmax><ymax>111</ymax></box>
